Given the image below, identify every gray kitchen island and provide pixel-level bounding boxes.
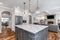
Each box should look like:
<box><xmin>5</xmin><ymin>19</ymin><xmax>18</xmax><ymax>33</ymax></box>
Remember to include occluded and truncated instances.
<box><xmin>15</xmin><ymin>24</ymin><xmax>48</xmax><ymax>40</ymax></box>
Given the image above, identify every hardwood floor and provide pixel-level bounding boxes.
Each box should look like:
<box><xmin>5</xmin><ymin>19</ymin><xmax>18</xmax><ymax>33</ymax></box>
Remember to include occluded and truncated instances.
<box><xmin>0</xmin><ymin>29</ymin><xmax>60</xmax><ymax>40</ymax></box>
<box><xmin>0</xmin><ymin>31</ymin><xmax>16</xmax><ymax>40</ymax></box>
<box><xmin>48</xmin><ymin>31</ymin><xmax>60</xmax><ymax>40</ymax></box>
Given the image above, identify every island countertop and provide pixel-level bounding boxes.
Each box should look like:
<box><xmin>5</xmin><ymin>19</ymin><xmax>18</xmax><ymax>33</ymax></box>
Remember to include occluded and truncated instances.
<box><xmin>15</xmin><ymin>24</ymin><xmax>48</xmax><ymax>34</ymax></box>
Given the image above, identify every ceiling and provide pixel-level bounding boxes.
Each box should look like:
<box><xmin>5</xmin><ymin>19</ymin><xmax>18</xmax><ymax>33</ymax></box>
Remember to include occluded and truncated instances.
<box><xmin>0</xmin><ymin>0</ymin><xmax>60</xmax><ymax>12</ymax></box>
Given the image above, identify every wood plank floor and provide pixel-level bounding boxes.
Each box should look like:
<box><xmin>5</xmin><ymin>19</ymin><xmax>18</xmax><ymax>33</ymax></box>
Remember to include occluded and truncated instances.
<box><xmin>48</xmin><ymin>31</ymin><xmax>60</xmax><ymax>40</ymax></box>
<box><xmin>0</xmin><ymin>30</ymin><xmax>60</xmax><ymax>40</ymax></box>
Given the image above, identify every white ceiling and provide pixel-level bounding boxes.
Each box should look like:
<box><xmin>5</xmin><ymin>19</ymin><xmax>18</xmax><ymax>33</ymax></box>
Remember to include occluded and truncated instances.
<box><xmin>0</xmin><ymin>0</ymin><xmax>60</xmax><ymax>12</ymax></box>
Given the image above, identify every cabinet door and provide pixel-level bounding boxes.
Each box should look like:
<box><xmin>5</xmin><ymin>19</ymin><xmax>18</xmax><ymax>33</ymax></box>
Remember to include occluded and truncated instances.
<box><xmin>15</xmin><ymin>27</ymin><xmax>19</xmax><ymax>40</ymax></box>
<box><xmin>15</xmin><ymin>27</ymin><xmax>36</xmax><ymax>40</ymax></box>
<box><xmin>15</xmin><ymin>16</ymin><xmax>23</xmax><ymax>25</ymax></box>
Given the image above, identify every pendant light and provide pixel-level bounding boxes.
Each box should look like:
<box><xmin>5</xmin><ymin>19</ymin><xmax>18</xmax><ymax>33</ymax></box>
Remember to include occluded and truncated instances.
<box><xmin>24</xmin><ymin>2</ymin><xmax>26</xmax><ymax>14</ymax></box>
<box><xmin>28</xmin><ymin>0</ymin><xmax>31</xmax><ymax>15</ymax></box>
<box><xmin>29</xmin><ymin>0</ymin><xmax>31</xmax><ymax>12</ymax></box>
<box><xmin>35</xmin><ymin>0</ymin><xmax>40</xmax><ymax>14</ymax></box>
<box><xmin>29</xmin><ymin>0</ymin><xmax>32</xmax><ymax>24</ymax></box>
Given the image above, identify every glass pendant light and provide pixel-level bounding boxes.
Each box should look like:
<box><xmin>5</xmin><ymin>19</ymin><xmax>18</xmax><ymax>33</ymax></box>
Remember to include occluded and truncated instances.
<box><xmin>23</xmin><ymin>2</ymin><xmax>28</xmax><ymax>15</ymax></box>
<box><xmin>28</xmin><ymin>0</ymin><xmax>31</xmax><ymax>15</ymax></box>
<box><xmin>24</xmin><ymin>2</ymin><xmax>26</xmax><ymax>14</ymax></box>
<box><xmin>29</xmin><ymin>0</ymin><xmax>32</xmax><ymax>24</ymax></box>
<box><xmin>35</xmin><ymin>0</ymin><xmax>40</xmax><ymax>14</ymax></box>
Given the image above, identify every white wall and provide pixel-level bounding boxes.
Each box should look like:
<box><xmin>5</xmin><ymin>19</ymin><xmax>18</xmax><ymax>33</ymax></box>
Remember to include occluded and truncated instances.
<box><xmin>55</xmin><ymin>12</ymin><xmax>60</xmax><ymax>25</ymax></box>
<box><xmin>14</xmin><ymin>7</ymin><xmax>32</xmax><ymax>24</ymax></box>
<box><xmin>40</xmin><ymin>0</ymin><xmax>60</xmax><ymax>11</ymax></box>
<box><xmin>0</xmin><ymin>6</ymin><xmax>14</xmax><ymax>33</ymax></box>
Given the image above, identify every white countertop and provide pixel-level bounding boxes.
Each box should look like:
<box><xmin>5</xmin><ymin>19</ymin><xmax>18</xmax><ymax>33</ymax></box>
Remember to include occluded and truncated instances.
<box><xmin>15</xmin><ymin>24</ymin><xmax>48</xmax><ymax>34</ymax></box>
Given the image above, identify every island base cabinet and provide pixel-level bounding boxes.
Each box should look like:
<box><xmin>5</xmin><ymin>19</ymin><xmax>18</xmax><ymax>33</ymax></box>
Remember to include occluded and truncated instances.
<box><xmin>15</xmin><ymin>27</ymin><xmax>48</xmax><ymax>40</ymax></box>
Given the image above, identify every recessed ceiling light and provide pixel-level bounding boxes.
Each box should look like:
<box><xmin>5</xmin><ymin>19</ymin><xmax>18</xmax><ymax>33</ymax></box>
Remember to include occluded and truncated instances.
<box><xmin>35</xmin><ymin>10</ymin><xmax>40</xmax><ymax>13</ymax></box>
<box><xmin>0</xmin><ymin>2</ymin><xmax>3</xmax><ymax>5</ymax></box>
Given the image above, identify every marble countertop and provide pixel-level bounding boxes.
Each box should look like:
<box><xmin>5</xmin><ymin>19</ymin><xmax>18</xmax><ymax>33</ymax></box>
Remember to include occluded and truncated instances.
<box><xmin>15</xmin><ymin>24</ymin><xmax>48</xmax><ymax>34</ymax></box>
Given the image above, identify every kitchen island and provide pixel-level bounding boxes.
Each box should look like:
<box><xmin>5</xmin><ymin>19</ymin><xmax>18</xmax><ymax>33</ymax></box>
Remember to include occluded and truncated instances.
<box><xmin>15</xmin><ymin>24</ymin><xmax>48</xmax><ymax>40</ymax></box>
